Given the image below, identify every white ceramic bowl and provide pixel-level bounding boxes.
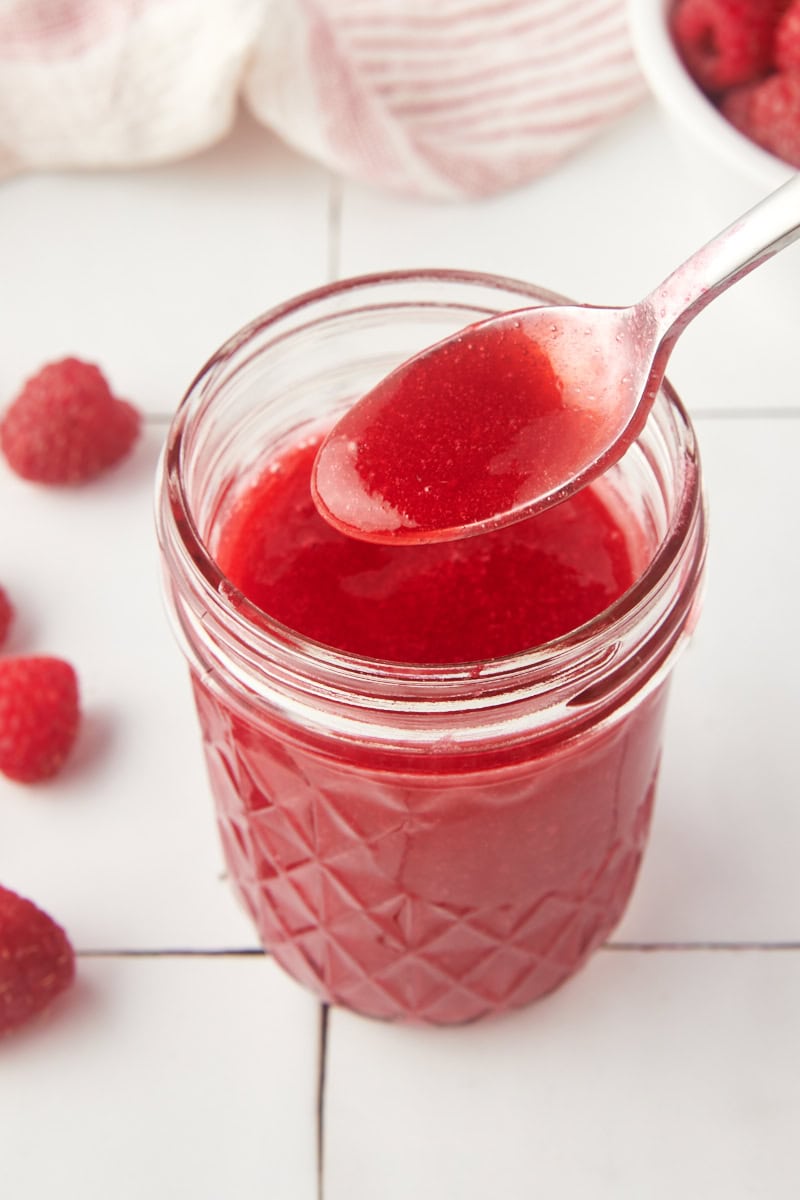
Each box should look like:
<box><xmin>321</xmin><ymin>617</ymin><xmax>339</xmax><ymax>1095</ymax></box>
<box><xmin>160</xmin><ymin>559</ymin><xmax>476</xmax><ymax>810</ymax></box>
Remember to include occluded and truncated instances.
<box><xmin>627</xmin><ymin>0</ymin><xmax>794</xmax><ymax>209</ymax></box>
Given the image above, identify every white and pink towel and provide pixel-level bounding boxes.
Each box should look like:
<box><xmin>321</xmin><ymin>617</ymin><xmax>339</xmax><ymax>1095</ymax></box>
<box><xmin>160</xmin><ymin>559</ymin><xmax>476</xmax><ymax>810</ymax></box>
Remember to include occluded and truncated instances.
<box><xmin>0</xmin><ymin>0</ymin><xmax>645</xmax><ymax>198</ymax></box>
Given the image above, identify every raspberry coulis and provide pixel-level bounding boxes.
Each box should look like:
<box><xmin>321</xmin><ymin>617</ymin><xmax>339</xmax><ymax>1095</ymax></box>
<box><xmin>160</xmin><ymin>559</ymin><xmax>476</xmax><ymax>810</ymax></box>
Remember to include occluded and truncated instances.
<box><xmin>216</xmin><ymin>431</ymin><xmax>634</xmax><ymax>663</ymax></box>
<box><xmin>197</xmin><ymin>404</ymin><xmax>661</xmax><ymax>1025</ymax></box>
<box><xmin>311</xmin><ymin>319</ymin><xmax>611</xmax><ymax>545</ymax></box>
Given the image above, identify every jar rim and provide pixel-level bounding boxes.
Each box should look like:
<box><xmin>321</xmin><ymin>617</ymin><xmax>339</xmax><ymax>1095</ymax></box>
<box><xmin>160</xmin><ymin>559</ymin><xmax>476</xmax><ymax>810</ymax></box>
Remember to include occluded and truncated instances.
<box><xmin>159</xmin><ymin>268</ymin><xmax>706</xmax><ymax>698</ymax></box>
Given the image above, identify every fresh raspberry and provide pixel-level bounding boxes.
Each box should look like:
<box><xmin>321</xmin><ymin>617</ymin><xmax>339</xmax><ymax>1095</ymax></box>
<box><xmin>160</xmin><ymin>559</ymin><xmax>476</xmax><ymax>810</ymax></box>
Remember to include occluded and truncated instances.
<box><xmin>722</xmin><ymin>69</ymin><xmax>800</xmax><ymax>164</ymax></box>
<box><xmin>0</xmin><ymin>884</ymin><xmax>75</xmax><ymax>1035</ymax></box>
<box><xmin>0</xmin><ymin>357</ymin><xmax>140</xmax><ymax>484</ymax></box>
<box><xmin>775</xmin><ymin>0</ymin><xmax>800</xmax><ymax>70</ymax></box>
<box><xmin>0</xmin><ymin>656</ymin><xmax>80</xmax><ymax>783</ymax></box>
<box><xmin>671</xmin><ymin>0</ymin><xmax>781</xmax><ymax>93</ymax></box>
<box><xmin>720</xmin><ymin>77</ymin><xmax>762</xmax><ymax>130</ymax></box>
<box><xmin>0</xmin><ymin>586</ymin><xmax>12</xmax><ymax>648</ymax></box>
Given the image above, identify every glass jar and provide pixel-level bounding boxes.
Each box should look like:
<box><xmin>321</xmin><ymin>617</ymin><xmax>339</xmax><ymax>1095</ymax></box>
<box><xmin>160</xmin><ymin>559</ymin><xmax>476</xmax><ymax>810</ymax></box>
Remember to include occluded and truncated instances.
<box><xmin>156</xmin><ymin>271</ymin><xmax>707</xmax><ymax>1025</ymax></box>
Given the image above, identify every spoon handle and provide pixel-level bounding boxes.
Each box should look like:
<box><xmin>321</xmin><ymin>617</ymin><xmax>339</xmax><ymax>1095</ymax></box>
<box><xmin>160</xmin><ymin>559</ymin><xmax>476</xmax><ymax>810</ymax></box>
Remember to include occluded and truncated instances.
<box><xmin>651</xmin><ymin>172</ymin><xmax>800</xmax><ymax>341</ymax></box>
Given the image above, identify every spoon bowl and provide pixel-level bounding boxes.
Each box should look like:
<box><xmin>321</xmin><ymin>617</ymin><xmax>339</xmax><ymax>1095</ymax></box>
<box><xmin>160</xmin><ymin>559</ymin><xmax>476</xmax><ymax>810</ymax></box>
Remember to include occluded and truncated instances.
<box><xmin>313</xmin><ymin>174</ymin><xmax>800</xmax><ymax>544</ymax></box>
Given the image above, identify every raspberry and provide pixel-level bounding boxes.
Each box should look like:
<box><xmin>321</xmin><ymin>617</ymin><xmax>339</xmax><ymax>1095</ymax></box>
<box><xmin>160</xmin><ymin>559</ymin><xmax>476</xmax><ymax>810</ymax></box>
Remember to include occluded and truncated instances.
<box><xmin>720</xmin><ymin>78</ymin><xmax>761</xmax><ymax>129</ymax></box>
<box><xmin>0</xmin><ymin>357</ymin><xmax>140</xmax><ymax>484</ymax></box>
<box><xmin>0</xmin><ymin>586</ymin><xmax>12</xmax><ymax>648</ymax></box>
<box><xmin>723</xmin><ymin>69</ymin><xmax>800</xmax><ymax>164</ymax></box>
<box><xmin>671</xmin><ymin>0</ymin><xmax>781</xmax><ymax>93</ymax></box>
<box><xmin>0</xmin><ymin>885</ymin><xmax>75</xmax><ymax>1035</ymax></box>
<box><xmin>775</xmin><ymin>0</ymin><xmax>800</xmax><ymax>69</ymax></box>
<box><xmin>749</xmin><ymin>68</ymin><xmax>800</xmax><ymax>162</ymax></box>
<box><xmin>0</xmin><ymin>656</ymin><xmax>80</xmax><ymax>783</ymax></box>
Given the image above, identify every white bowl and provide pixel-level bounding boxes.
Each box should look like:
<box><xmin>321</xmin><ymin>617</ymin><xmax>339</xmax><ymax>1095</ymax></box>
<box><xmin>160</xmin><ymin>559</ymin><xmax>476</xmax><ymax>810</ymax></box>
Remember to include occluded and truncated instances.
<box><xmin>627</xmin><ymin>0</ymin><xmax>794</xmax><ymax>209</ymax></box>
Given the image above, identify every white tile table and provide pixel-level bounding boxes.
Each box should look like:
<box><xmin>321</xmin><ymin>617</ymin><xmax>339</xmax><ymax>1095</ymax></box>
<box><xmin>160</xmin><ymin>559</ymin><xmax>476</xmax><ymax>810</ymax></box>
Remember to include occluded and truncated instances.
<box><xmin>1</xmin><ymin>100</ymin><xmax>798</xmax><ymax>1199</ymax></box>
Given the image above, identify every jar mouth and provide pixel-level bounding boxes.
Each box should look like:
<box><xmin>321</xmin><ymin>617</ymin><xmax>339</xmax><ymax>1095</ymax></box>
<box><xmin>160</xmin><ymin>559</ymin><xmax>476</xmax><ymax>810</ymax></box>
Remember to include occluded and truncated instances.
<box><xmin>158</xmin><ymin>269</ymin><xmax>706</xmax><ymax>705</ymax></box>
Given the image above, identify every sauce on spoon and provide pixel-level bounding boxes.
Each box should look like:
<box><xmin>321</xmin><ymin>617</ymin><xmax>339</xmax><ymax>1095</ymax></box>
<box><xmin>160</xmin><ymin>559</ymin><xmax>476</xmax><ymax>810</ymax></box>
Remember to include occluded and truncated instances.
<box><xmin>311</xmin><ymin>310</ymin><xmax>640</xmax><ymax>544</ymax></box>
<box><xmin>313</xmin><ymin>175</ymin><xmax>800</xmax><ymax>544</ymax></box>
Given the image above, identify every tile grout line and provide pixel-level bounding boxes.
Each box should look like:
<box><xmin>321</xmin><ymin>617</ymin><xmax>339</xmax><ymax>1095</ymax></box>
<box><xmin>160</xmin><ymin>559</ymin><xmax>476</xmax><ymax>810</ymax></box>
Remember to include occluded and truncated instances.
<box><xmin>691</xmin><ymin>406</ymin><xmax>800</xmax><ymax>419</ymax></box>
<box><xmin>142</xmin><ymin>407</ymin><xmax>800</xmax><ymax>428</ymax></box>
<box><xmin>317</xmin><ymin>1004</ymin><xmax>330</xmax><ymax>1200</ymax></box>
<box><xmin>74</xmin><ymin>941</ymin><xmax>800</xmax><ymax>959</ymax></box>
<box><xmin>326</xmin><ymin>171</ymin><xmax>343</xmax><ymax>284</ymax></box>
<box><xmin>76</xmin><ymin>947</ymin><xmax>266</xmax><ymax>958</ymax></box>
<box><xmin>605</xmin><ymin>940</ymin><xmax>800</xmax><ymax>952</ymax></box>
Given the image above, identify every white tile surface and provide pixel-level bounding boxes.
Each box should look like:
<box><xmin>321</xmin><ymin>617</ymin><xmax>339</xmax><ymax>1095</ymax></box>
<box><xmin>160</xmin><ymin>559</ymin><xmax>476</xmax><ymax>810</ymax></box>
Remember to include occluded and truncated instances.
<box><xmin>0</xmin><ymin>111</ymin><xmax>332</xmax><ymax>418</ymax></box>
<box><xmin>1</xmin><ymin>84</ymin><xmax>799</xmax><ymax>1200</ymax></box>
<box><xmin>617</xmin><ymin>415</ymin><xmax>800</xmax><ymax>943</ymax></box>
<box><xmin>336</xmin><ymin>107</ymin><xmax>706</xmax><ymax>298</ymax></box>
<box><xmin>0</xmin><ymin>954</ymin><xmax>320</xmax><ymax>1200</ymax></box>
<box><xmin>0</xmin><ymin>423</ymin><xmax>258</xmax><ymax>951</ymax></box>
<box><xmin>324</xmin><ymin>948</ymin><xmax>800</xmax><ymax>1200</ymax></box>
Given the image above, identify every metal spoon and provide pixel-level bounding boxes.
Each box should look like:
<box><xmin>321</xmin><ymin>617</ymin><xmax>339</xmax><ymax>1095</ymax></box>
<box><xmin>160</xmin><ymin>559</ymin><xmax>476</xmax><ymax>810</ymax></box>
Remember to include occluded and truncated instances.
<box><xmin>312</xmin><ymin>173</ymin><xmax>800</xmax><ymax>545</ymax></box>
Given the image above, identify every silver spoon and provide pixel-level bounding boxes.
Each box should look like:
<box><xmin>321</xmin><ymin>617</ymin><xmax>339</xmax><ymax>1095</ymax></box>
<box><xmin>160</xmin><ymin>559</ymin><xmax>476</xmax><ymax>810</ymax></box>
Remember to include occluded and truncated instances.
<box><xmin>313</xmin><ymin>173</ymin><xmax>800</xmax><ymax>545</ymax></box>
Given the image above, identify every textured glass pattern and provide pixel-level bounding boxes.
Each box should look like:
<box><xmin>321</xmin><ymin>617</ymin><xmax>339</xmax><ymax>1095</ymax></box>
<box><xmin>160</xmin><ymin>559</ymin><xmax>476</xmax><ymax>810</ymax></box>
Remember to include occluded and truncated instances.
<box><xmin>193</xmin><ymin>676</ymin><xmax>664</xmax><ymax>1024</ymax></box>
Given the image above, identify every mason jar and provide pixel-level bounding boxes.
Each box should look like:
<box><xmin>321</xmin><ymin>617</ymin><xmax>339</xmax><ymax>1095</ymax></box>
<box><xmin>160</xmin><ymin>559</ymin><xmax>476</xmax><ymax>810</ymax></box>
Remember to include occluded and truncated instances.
<box><xmin>156</xmin><ymin>270</ymin><xmax>707</xmax><ymax>1025</ymax></box>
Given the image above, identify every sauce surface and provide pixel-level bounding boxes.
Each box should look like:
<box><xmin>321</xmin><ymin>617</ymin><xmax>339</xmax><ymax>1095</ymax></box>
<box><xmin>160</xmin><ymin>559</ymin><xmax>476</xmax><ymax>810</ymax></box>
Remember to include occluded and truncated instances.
<box><xmin>312</xmin><ymin>319</ymin><xmax>615</xmax><ymax>543</ymax></box>
<box><xmin>216</xmin><ymin>430</ymin><xmax>634</xmax><ymax>664</ymax></box>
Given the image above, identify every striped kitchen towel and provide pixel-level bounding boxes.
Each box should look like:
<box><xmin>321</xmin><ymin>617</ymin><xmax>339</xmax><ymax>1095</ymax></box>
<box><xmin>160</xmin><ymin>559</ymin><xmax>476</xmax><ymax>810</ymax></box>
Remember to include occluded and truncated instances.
<box><xmin>0</xmin><ymin>0</ymin><xmax>645</xmax><ymax>198</ymax></box>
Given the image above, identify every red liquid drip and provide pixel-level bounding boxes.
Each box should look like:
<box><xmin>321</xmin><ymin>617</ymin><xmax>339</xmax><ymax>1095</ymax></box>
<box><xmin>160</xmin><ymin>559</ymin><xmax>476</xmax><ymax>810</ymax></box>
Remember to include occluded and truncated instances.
<box><xmin>312</xmin><ymin>320</ymin><xmax>610</xmax><ymax>543</ymax></box>
<box><xmin>216</xmin><ymin>432</ymin><xmax>634</xmax><ymax>663</ymax></box>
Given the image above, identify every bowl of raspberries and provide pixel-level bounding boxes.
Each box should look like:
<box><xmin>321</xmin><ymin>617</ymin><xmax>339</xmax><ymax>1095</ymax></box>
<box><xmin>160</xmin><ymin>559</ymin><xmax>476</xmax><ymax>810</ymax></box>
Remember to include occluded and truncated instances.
<box><xmin>629</xmin><ymin>0</ymin><xmax>797</xmax><ymax>200</ymax></box>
